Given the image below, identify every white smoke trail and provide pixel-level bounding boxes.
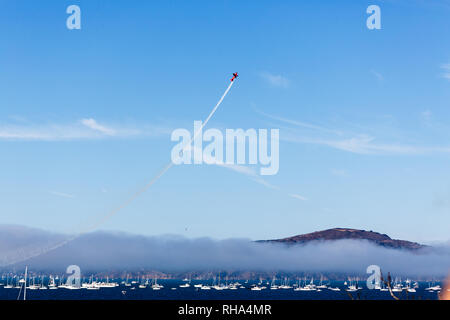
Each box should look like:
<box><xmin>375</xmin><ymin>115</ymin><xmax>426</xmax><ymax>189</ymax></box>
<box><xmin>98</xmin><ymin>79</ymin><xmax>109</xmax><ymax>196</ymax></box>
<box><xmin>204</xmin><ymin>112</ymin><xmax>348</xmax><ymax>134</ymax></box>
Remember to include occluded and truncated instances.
<box><xmin>1</xmin><ymin>80</ymin><xmax>236</xmax><ymax>267</ymax></box>
<box><xmin>198</xmin><ymin>81</ymin><xmax>234</xmax><ymax>138</ymax></box>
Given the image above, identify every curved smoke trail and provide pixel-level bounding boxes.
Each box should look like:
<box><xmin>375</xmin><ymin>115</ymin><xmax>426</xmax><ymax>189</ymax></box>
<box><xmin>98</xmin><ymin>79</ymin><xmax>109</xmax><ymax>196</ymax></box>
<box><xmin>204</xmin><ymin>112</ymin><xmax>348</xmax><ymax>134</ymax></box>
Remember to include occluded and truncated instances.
<box><xmin>1</xmin><ymin>80</ymin><xmax>236</xmax><ymax>267</ymax></box>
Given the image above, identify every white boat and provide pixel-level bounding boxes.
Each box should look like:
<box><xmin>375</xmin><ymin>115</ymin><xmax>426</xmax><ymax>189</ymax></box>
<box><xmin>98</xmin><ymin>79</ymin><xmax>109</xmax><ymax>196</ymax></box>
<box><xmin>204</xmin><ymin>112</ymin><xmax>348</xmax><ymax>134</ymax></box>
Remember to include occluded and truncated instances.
<box><xmin>48</xmin><ymin>276</ymin><xmax>58</xmax><ymax>290</ymax></box>
<box><xmin>124</xmin><ymin>274</ymin><xmax>131</xmax><ymax>287</ymax></box>
<box><xmin>39</xmin><ymin>276</ymin><xmax>48</xmax><ymax>290</ymax></box>
<box><xmin>298</xmin><ymin>286</ymin><xmax>316</xmax><ymax>291</ymax></box>
<box><xmin>86</xmin><ymin>286</ymin><xmax>100</xmax><ymax>290</ymax></box>
<box><xmin>270</xmin><ymin>276</ymin><xmax>278</xmax><ymax>290</ymax></box>
<box><xmin>345</xmin><ymin>277</ymin><xmax>361</xmax><ymax>292</ymax></box>
<box><xmin>151</xmin><ymin>277</ymin><xmax>163</xmax><ymax>290</ymax></box>
<box><xmin>179</xmin><ymin>276</ymin><xmax>191</xmax><ymax>288</ymax></box>
<box><xmin>391</xmin><ymin>282</ymin><xmax>403</xmax><ymax>292</ymax></box>
<box><xmin>316</xmin><ymin>275</ymin><xmax>328</xmax><ymax>289</ymax></box>
<box><xmin>279</xmin><ymin>277</ymin><xmax>292</xmax><ymax>289</ymax></box>
<box><xmin>28</xmin><ymin>277</ymin><xmax>40</xmax><ymax>290</ymax></box>
<box><xmin>96</xmin><ymin>277</ymin><xmax>118</xmax><ymax>288</ymax></box>
<box><xmin>4</xmin><ymin>275</ymin><xmax>13</xmax><ymax>289</ymax></box>
<box><xmin>346</xmin><ymin>285</ymin><xmax>358</xmax><ymax>292</ymax></box>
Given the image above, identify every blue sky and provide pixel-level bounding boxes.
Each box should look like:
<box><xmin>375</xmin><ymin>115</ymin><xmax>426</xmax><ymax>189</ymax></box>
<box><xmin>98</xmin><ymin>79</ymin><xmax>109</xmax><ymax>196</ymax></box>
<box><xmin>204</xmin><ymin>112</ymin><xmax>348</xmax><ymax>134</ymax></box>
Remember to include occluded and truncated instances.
<box><xmin>1</xmin><ymin>0</ymin><xmax>450</xmax><ymax>242</ymax></box>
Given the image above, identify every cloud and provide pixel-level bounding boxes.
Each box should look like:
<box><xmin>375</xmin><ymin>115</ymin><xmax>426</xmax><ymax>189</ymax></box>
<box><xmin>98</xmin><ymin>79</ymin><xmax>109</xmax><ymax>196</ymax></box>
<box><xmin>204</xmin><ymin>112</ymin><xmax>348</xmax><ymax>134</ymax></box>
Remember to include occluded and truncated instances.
<box><xmin>49</xmin><ymin>191</ymin><xmax>76</xmax><ymax>199</ymax></box>
<box><xmin>286</xmin><ymin>134</ymin><xmax>450</xmax><ymax>155</ymax></box>
<box><xmin>256</xmin><ymin>109</ymin><xmax>342</xmax><ymax>136</ymax></box>
<box><xmin>441</xmin><ymin>63</ymin><xmax>450</xmax><ymax>80</ymax></box>
<box><xmin>81</xmin><ymin>118</ymin><xmax>115</xmax><ymax>136</ymax></box>
<box><xmin>370</xmin><ymin>69</ymin><xmax>384</xmax><ymax>81</ymax></box>
<box><xmin>331</xmin><ymin>169</ymin><xmax>347</xmax><ymax>177</ymax></box>
<box><xmin>260</xmin><ymin>111</ymin><xmax>450</xmax><ymax>156</ymax></box>
<box><xmin>288</xmin><ymin>193</ymin><xmax>308</xmax><ymax>201</ymax></box>
<box><xmin>421</xmin><ymin>110</ymin><xmax>432</xmax><ymax>122</ymax></box>
<box><xmin>0</xmin><ymin>118</ymin><xmax>170</xmax><ymax>141</ymax></box>
<box><xmin>260</xmin><ymin>72</ymin><xmax>289</xmax><ymax>88</ymax></box>
<box><xmin>3</xmin><ymin>227</ymin><xmax>450</xmax><ymax>276</ymax></box>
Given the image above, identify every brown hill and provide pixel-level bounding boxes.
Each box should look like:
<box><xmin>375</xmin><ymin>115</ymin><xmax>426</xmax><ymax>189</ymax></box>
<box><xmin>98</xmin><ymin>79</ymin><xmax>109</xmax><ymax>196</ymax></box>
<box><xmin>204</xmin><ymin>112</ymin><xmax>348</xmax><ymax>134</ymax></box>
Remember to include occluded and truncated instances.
<box><xmin>260</xmin><ymin>228</ymin><xmax>426</xmax><ymax>250</ymax></box>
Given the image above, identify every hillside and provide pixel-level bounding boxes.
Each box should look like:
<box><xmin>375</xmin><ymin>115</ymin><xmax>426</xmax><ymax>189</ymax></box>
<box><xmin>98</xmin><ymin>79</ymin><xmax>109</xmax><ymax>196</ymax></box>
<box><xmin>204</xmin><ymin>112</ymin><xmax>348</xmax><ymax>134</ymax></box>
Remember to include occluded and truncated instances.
<box><xmin>261</xmin><ymin>228</ymin><xmax>426</xmax><ymax>250</ymax></box>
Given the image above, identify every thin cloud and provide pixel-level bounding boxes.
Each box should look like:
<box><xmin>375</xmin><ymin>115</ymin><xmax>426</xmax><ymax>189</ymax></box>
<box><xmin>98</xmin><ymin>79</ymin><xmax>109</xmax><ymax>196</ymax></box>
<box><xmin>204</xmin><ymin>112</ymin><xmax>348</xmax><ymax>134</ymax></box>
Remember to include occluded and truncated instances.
<box><xmin>441</xmin><ymin>63</ymin><xmax>450</xmax><ymax>80</ymax></box>
<box><xmin>260</xmin><ymin>72</ymin><xmax>289</xmax><ymax>88</ymax></box>
<box><xmin>370</xmin><ymin>69</ymin><xmax>384</xmax><ymax>81</ymax></box>
<box><xmin>257</xmin><ymin>109</ymin><xmax>343</xmax><ymax>136</ymax></box>
<box><xmin>285</xmin><ymin>134</ymin><xmax>450</xmax><ymax>155</ymax></box>
<box><xmin>288</xmin><ymin>193</ymin><xmax>308</xmax><ymax>201</ymax></box>
<box><xmin>49</xmin><ymin>191</ymin><xmax>76</xmax><ymax>199</ymax></box>
<box><xmin>0</xmin><ymin>119</ymin><xmax>169</xmax><ymax>141</ymax></box>
<box><xmin>81</xmin><ymin>118</ymin><xmax>116</xmax><ymax>136</ymax></box>
<box><xmin>421</xmin><ymin>110</ymin><xmax>432</xmax><ymax>122</ymax></box>
<box><xmin>331</xmin><ymin>169</ymin><xmax>347</xmax><ymax>177</ymax></box>
<box><xmin>261</xmin><ymin>112</ymin><xmax>450</xmax><ymax>156</ymax></box>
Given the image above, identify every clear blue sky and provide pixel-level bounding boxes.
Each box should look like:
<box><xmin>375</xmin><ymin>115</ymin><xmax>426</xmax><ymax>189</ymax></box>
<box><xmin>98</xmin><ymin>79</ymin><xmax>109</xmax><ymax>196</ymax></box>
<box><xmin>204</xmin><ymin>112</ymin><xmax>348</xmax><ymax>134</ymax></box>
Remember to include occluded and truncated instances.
<box><xmin>1</xmin><ymin>0</ymin><xmax>449</xmax><ymax>242</ymax></box>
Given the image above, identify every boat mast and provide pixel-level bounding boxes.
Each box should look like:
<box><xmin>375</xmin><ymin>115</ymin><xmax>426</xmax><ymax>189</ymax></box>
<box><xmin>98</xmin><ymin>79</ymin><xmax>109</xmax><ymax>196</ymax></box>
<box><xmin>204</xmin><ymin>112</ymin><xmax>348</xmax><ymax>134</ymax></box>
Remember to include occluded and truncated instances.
<box><xmin>24</xmin><ymin>266</ymin><xmax>28</xmax><ymax>301</ymax></box>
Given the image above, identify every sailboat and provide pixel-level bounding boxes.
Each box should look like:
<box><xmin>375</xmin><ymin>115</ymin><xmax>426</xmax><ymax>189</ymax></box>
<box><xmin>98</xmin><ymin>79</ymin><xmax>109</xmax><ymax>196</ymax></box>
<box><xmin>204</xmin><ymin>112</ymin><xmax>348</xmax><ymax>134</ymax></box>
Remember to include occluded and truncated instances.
<box><xmin>4</xmin><ymin>275</ymin><xmax>13</xmax><ymax>289</ymax></box>
<box><xmin>345</xmin><ymin>278</ymin><xmax>358</xmax><ymax>292</ymax></box>
<box><xmin>39</xmin><ymin>276</ymin><xmax>48</xmax><ymax>290</ymax></box>
<box><xmin>328</xmin><ymin>286</ymin><xmax>341</xmax><ymax>291</ymax></box>
<box><xmin>139</xmin><ymin>277</ymin><xmax>148</xmax><ymax>289</ymax></box>
<box><xmin>180</xmin><ymin>276</ymin><xmax>191</xmax><ymax>288</ymax></box>
<box><xmin>152</xmin><ymin>277</ymin><xmax>163</xmax><ymax>290</ymax></box>
<box><xmin>19</xmin><ymin>267</ymin><xmax>28</xmax><ymax>300</ymax></box>
<box><xmin>317</xmin><ymin>275</ymin><xmax>327</xmax><ymax>289</ymax></box>
<box><xmin>14</xmin><ymin>276</ymin><xmax>22</xmax><ymax>289</ymax></box>
<box><xmin>124</xmin><ymin>274</ymin><xmax>131</xmax><ymax>287</ymax></box>
<box><xmin>270</xmin><ymin>276</ymin><xmax>278</xmax><ymax>290</ymax></box>
<box><xmin>28</xmin><ymin>277</ymin><xmax>40</xmax><ymax>290</ymax></box>
<box><xmin>48</xmin><ymin>275</ymin><xmax>58</xmax><ymax>290</ymax></box>
<box><xmin>83</xmin><ymin>275</ymin><xmax>100</xmax><ymax>290</ymax></box>
<box><xmin>250</xmin><ymin>285</ymin><xmax>263</xmax><ymax>291</ymax></box>
<box><xmin>279</xmin><ymin>277</ymin><xmax>292</xmax><ymax>289</ymax></box>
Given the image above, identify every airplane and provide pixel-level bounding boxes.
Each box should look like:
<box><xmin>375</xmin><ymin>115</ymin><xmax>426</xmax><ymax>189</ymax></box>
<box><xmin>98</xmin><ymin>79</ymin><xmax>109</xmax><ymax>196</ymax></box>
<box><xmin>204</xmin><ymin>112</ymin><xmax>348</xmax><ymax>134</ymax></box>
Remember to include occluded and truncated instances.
<box><xmin>231</xmin><ymin>72</ymin><xmax>238</xmax><ymax>82</ymax></box>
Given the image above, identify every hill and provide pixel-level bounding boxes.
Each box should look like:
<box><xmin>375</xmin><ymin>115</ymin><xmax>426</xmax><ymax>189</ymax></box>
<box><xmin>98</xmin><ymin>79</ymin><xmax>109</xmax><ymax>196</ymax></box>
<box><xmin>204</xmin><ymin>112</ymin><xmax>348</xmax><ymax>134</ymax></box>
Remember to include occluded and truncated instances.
<box><xmin>260</xmin><ymin>228</ymin><xmax>426</xmax><ymax>250</ymax></box>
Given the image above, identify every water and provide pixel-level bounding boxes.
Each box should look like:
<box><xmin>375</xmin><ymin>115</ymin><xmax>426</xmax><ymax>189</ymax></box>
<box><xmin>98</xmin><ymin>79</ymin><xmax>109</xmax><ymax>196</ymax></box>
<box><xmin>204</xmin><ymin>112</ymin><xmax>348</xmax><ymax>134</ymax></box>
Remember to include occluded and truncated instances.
<box><xmin>0</xmin><ymin>280</ymin><xmax>442</xmax><ymax>300</ymax></box>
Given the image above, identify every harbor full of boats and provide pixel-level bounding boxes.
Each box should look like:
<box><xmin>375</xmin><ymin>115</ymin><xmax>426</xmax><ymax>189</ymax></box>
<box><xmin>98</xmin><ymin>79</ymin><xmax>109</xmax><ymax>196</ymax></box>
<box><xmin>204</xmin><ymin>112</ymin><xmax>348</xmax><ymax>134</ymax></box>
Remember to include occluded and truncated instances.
<box><xmin>0</xmin><ymin>273</ymin><xmax>446</xmax><ymax>300</ymax></box>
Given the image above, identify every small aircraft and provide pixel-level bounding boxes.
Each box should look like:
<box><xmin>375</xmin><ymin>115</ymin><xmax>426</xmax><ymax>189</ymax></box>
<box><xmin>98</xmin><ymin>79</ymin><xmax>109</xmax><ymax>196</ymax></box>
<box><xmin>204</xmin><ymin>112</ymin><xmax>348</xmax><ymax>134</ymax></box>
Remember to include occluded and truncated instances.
<box><xmin>231</xmin><ymin>72</ymin><xmax>238</xmax><ymax>82</ymax></box>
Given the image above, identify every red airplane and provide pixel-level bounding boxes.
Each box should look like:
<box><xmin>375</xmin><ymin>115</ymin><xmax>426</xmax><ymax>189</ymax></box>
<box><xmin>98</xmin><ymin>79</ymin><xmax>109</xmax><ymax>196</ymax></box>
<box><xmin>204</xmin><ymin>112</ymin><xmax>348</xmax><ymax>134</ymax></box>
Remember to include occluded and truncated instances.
<box><xmin>231</xmin><ymin>72</ymin><xmax>238</xmax><ymax>82</ymax></box>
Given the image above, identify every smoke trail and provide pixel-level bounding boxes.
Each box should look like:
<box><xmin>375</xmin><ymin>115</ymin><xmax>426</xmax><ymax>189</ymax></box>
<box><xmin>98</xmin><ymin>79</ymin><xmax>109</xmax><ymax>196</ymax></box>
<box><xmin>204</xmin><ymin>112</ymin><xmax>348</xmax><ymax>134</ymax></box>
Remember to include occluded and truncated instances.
<box><xmin>1</xmin><ymin>80</ymin><xmax>236</xmax><ymax>267</ymax></box>
<box><xmin>197</xmin><ymin>81</ymin><xmax>234</xmax><ymax>138</ymax></box>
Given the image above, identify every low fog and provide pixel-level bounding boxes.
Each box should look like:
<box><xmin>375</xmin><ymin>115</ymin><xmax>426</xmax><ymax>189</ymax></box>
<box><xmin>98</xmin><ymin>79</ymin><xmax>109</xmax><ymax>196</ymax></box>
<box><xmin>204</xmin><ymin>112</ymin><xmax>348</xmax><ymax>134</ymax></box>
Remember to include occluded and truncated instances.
<box><xmin>1</xmin><ymin>226</ymin><xmax>449</xmax><ymax>277</ymax></box>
